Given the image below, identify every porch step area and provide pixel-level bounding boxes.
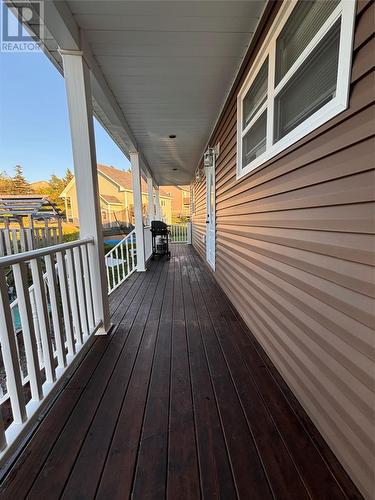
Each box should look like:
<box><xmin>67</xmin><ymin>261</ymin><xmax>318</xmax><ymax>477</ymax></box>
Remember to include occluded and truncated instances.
<box><xmin>0</xmin><ymin>245</ymin><xmax>361</xmax><ymax>499</ymax></box>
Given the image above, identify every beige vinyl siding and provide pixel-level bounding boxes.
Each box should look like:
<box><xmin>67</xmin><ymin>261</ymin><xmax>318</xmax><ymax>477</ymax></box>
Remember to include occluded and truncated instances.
<box><xmin>191</xmin><ymin>1</ymin><xmax>375</xmax><ymax>498</ymax></box>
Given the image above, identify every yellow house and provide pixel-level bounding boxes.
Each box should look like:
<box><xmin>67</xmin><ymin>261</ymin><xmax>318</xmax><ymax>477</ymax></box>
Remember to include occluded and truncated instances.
<box><xmin>60</xmin><ymin>164</ymin><xmax>172</xmax><ymax>227</ymax></box>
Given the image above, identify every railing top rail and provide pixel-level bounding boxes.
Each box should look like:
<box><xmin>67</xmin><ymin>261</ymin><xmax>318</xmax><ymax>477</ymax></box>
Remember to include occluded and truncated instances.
<box><xmin>0</xmin><ymin>237</ymin><xmax>94</xmax><ymax>267</ymax></box>
<box><xmin>105</xmin><ymin>229</ymin><xmax>135</xmax><ymax>256</ymax></box>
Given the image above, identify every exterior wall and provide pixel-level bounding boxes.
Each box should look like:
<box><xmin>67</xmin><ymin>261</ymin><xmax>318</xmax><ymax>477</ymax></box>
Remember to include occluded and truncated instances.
<box><xmin>191</xmin><ymin>1</ymin><xmax>374</xmax><ymax>498</ymax></box>
<box><xmin>64</xmin><ymin>174</ymin><xmax>124</xmax><ymax>224</ymax></box>
<box><xmin>164</xmin><ymin>185</ymin><xmax>191</xmax><ymax>220</ymax></box>
<box><xmin>97</xmin><ymin>175</ymin><xmax>121</xmax><ymax>200</ymax></box>
<box><xmin>158</xmin><ymin>196</ymin><xmax>172</xmax><ymax>224</ymax></box>
<box><xmin>63</xmin><ymin>173</ymin><xmax>172</xmax><ymax>225</ymax></box>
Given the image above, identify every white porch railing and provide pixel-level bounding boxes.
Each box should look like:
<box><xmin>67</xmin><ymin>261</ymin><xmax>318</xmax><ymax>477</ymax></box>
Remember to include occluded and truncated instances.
<box><xmin>104</xmin><ymin>223</ymin><xmax>191</xmax><ymax>296</ymax></box>
<box><xmin>0</xmin><ymin>227</ymin><xmax>63</xmax><ymax>257</ymax></box>
<box><xmin>0</xmin><ymin>238</ymin><xmax>100</xmax><ymax>457</ymax></box>
<box><xmin>144</xmin><ymin>225</ymin><xmax>152</xmax><ymax>261</ymax></box>
<box><xmin>170</xmin><ymin>222</ymin><xmax>192</xmax><ymax>244</ymax></box>
<box><xmin>105</xmin><ymin>229</ymin><xmax>137</xmax><ymax>295</ymax></box>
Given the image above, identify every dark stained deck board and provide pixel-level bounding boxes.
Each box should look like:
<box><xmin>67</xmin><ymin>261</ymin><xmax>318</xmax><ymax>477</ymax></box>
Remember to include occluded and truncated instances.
<box><xmin>131</xmin><ymin>258</ymin><xmax>175</xmax><ymax>499</ymax></box>
<box><xmin>167</xmin><ymin>247</ymin><xmax>201</xmax><ymax>499</ymax></box>
<box><xmin>0</xmin><ymin>246</ymin><xmax>362</xmax><ymax>500</ymax></box>
<box><xmin>62</xmin><ymin>258</ymin><xmax>167</xmax><ymax>499</ymax></box>
<box><xmin>96</xmin><ymin>257</ymin><xmax>168</xmax><ymax>498</ymax></box>
<box><xmin>183</xmin><ymin>249</ymin><xmax>274</xmax><ymax>500</ymax></box>
<box><xmin>180</xmin><ymin>249</ymin><xmax>237</xmax><ymax>499</ymax></box>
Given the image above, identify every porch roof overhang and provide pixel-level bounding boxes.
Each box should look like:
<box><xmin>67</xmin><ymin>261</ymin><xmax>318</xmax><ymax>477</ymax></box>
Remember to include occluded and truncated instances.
<box><xmin>12</xmin><ymin>0</ymin><xmax>266</xmax><ymax>185</ymax></box>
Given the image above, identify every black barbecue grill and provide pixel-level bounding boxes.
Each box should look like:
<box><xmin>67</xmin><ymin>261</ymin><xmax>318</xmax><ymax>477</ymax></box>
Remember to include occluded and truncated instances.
<box><xmin>150</xmin><ymin>220</ymin><xmax>171</xmax><ymax>259</ymax></box>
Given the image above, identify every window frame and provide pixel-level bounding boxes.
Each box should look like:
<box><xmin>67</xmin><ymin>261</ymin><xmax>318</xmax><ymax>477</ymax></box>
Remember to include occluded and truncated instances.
<box><xmin>237</xmin><ymin>0</ymin><xmax>356</xmax><ymax>180</ymax></box>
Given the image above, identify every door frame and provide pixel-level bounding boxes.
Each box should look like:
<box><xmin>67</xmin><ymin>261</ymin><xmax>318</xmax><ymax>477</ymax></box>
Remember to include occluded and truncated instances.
<box><xmin>205</xmin><ymin>152</ymin><xmax>216</xmax><ymax>271</ymax></box>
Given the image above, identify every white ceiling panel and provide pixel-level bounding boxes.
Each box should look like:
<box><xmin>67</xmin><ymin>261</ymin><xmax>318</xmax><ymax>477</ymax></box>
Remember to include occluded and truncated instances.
<box><xmin>66</xmin><ymin>0</ymin><xmax>266</xmax><ymax>185</ymax></box>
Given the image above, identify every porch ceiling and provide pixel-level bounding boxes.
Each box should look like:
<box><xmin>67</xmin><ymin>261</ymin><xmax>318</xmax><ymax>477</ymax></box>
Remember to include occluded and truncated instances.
<box><xmin>63</xmin><ymin>1</ymin><xmax>266</xmax><ymax>185</ymax></box>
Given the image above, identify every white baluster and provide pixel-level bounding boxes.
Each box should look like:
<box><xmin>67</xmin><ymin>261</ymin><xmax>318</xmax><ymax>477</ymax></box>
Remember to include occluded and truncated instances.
<box><xmin>56</xmin><ymin>251</ymin><xmax>75</xmax><ymax>356</ymax></box>
<box><xmin>65</xmin><ymin>248</ymin><xmax>83</xmax><ymax>346</ymax></box>
<box><xmin>30</xmin><ymin>287</ymin><xmax>43</xmax><ymax>365</ymax></box>
<box><xmin>81</xmin><ymin>244</ymin><xmax>95</xmax><ymax>331</ymax></box>
<box><xmin>45</xmin><ymin>254</ymin><xmax>67</xmax><ymax>368</ymax></box>
<box><xmin>30</xmin><ymin>258</ymin><xmax>56</xmax><ymax>383</ymax></box>
<box><xmin>0</xmin><ymin>269</ymin><xmax>26</xmax><ymax>424</ymax></box>
<box><xmin>12</xmin><ymin>263</ymin><xmax>43</xmax><ymax>401</ymax></box>
<box><xmin>3</xmin><ymin>229</ymin><xmax>11</xmax><ymax>256</ymax></box>
<box><xmin>73</xmin><ymin>246</ymin><xmax>89</xmax><ymax>338</ymax></box>
<box><xmin>0</xmin><ymin>231</ymin><xmax>4</xmax><ymax>257</ymax></box>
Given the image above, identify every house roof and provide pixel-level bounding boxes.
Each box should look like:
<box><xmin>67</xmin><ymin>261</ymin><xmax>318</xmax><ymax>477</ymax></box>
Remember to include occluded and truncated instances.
<box><xmin>98</xmin><ymin>164</ymin><xmax>134</xmax><ymax>191</ymax></box>
<box><xmin>100</xmin><ymin>194</ymin><xmax>122</xmax><ymax>205</ymax></box>
<box><xmin>61</xmin><ymin>164</ymin><xmax>172</xmax><ymax>199</ymax></box>
<box><xmin>97</xmin><ymin>164</ymin><xmax>171</xmax><ymax>198</ymax></box>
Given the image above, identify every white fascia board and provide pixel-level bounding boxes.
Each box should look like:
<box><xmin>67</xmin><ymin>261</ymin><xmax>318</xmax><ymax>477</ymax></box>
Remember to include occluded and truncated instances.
<box><xmin>44</xmin><ymin>1</ymin><xmax>80</xmax><ymax>51</ymax></box>
<box><xmin>59</xmin><ymin>176</ymin><xmax>76</xmax><ymax>198</ymax></box>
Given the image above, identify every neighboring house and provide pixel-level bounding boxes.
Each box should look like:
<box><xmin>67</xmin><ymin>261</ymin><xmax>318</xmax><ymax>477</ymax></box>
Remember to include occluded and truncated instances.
<box><xmin>162</xmin><ymin>185</ymin><xmax>191</xmax><ymax>221</ymax></box>
<box><xmin>60</xmin><ymin>164</ymin><xmax>172</xmax><ymax>227</ymax></box>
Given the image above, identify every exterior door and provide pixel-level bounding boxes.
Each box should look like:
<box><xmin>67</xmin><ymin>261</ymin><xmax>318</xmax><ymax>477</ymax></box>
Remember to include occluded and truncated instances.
<box><xmin>206</xmin><ymin>160</ymin><xmax>216</xmax><ymax>270</ymax></box>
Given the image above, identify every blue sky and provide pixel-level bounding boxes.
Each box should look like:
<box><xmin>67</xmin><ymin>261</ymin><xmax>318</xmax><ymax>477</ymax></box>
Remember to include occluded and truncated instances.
<box><xmin>0</xmin><ymin>9</ymin><xmax>130</xmax><ymax>183</ymax></box>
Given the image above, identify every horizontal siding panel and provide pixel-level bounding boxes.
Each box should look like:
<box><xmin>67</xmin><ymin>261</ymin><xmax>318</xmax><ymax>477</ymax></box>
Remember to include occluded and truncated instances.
<box><xmin>352</xmin><ymin>36</ymin><xmax>375</xmax><ymax>82</ymax></box>
<box><xmin>217</xmin><ymin>226</ymin><xmax>375</xmax><ymax>296</ymax></box>
<box><xmin>357</xmin><ymin>0</ymin><xmax>373</xmax><ymax>16</ymax></box>
<box><xmin>192</xmin><ymin>2</ymin><xmax>375</xmax><ymax>497</ymax></box>
<box><xmin>354</xmin><ymin>1</ymin><xmax>374</xmax><ymax>49</ymax></box>
<box><xmin>217</xmin><ymin>202</ymin><xmax>375</xmax><ymax>236</ymax></box>
<box><xmin>217</xmin><ymin>241</ymin><xmax>374</xmax><ymax>360</ymax></box>
<box><xmin>218</xmin><ymin>171</ymin><xmax>374</xmax><ymax>217</ymax></box>
<box><xmin>217</xmin><ymin>237</ymin><xmax>374</xmax><ymax>328</ymax></box>
<box><xmin>216</xmin><ymin>252</ymin><xmax>375</xmax><ymax>419</ymax></box>
<box><xmin>217</xmin><ymin>222</ymin><xmax>374</xmax><ymax>265</ymax></box>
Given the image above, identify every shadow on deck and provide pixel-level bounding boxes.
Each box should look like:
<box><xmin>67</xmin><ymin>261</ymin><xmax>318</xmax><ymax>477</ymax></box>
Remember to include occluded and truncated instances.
<box><xmin>0</xmin><ymin>245</ymin><xmax>361</xmax><ymax>499</ymax></box>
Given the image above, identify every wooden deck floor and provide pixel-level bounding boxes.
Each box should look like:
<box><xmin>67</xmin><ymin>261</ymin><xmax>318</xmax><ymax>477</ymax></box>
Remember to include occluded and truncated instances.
<box><xmin>0</xmin><ymin>245</ymin><xmax>361</xmax><ymax>499</ymax></box>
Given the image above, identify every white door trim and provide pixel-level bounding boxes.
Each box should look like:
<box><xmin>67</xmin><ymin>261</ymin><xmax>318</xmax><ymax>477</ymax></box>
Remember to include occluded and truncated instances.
<box><xmin>205</xmin><ymin>154</ymin><xmax>216</xmax><ymax>271</ymax></box>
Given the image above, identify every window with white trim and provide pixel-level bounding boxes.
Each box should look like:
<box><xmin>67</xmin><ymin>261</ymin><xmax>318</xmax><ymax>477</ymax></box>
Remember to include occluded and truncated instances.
<box><xmin>237</xmin><ymin>0</ymin><xmax>356</xmax><ymax>179</ymax></box>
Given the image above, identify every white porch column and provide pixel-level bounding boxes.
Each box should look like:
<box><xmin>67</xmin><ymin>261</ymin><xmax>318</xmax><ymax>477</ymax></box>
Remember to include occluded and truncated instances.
<box><xmin>147</xmin><ymin>176</ymin><xmax>154</xmax><ymax>225</ymax></box>
<box><xmin>61</xmin><ymin>50</ymin><xmax>110</xmax><ymax>332</ymax></box>
<box><xmin>130</xmin><ymin>152</ymin><xmax>146</xmax><ymax>272</ymax></box>
<box><xmin>155</xmin><ymin>187</ymin><xmax>161</xmax><ymax>221</ymax></box>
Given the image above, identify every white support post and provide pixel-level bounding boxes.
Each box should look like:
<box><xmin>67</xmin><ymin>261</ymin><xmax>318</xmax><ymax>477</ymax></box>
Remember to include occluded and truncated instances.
<box><xmin>155</xmin><ymin>187</ymin><xmax>161</xmax><ymax>221</ymax></box>
<box><xmin>147</xmin><ymin>176</ymin><xmax>154</xmax><ymax>225</ymax></box>
<box><xmin>187</xmin><ymin>221</ymin><xmax>192</xmax><ymax>244</ymax></box>
<box><xmin>130</xmin><ymin>152</ymin><xmax>146</xmax><ymax>272</ymax></box>
<box><xmin>61</xmin><ymin>50</ymin><xmax>110</xmax><ymax>333</ymax></box>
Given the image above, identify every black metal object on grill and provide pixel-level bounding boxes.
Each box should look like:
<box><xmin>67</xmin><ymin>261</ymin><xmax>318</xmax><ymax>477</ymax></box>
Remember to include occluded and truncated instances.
<box><xmin>150</xmin><ymin>220</ymin><xmax>171</xmax><ymax>259</ymax></box>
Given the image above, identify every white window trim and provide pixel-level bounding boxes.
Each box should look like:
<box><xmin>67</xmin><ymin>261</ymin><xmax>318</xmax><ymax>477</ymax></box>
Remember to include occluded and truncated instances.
<box><xmin>237</xmin><ymin>0</ymin><xmax>356</xmax><ymax>180</ymax></box>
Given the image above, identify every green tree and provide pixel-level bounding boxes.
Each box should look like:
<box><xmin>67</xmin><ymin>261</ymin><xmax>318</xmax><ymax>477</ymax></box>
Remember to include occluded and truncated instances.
<box><xmin>0</xmin><ymin>171</ymin><xmax>13</xmax><ymax>194</ymax></box>
<box><xmin>46</xmin><ymin>174</ymin><xmax>66</xmax><ymax>208</ymax></box>
<box><xmin>12</xmin><ymin>165</ymin><xmax>30</xmax><ymax>194</ymax></box>
<box><xmin>64</xmin><ymin>168</ymin><xmax>73</xmax><ymax>184</ymax></box>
